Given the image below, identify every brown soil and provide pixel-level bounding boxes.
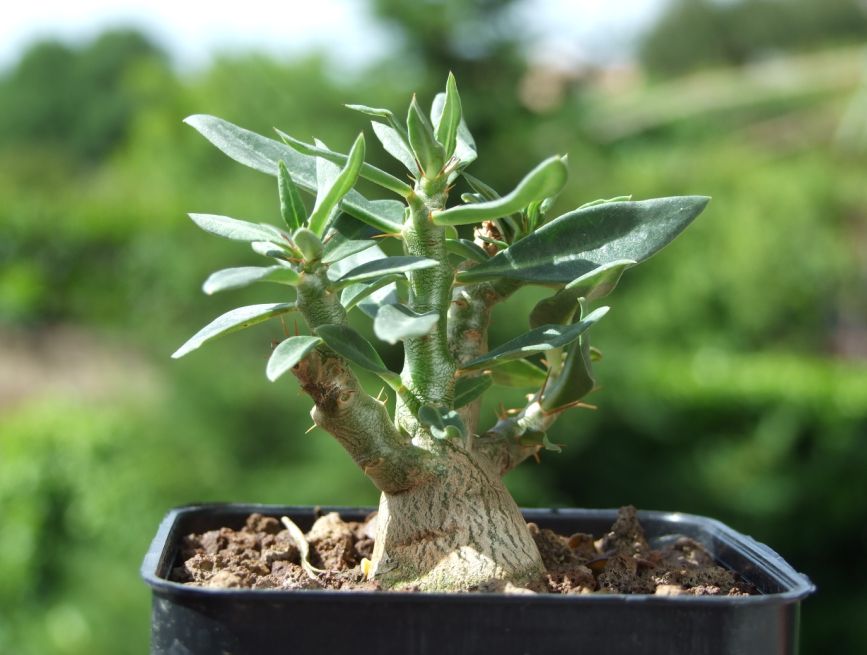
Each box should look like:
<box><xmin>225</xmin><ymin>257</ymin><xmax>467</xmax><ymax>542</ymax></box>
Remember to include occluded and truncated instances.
<box><xmin>171</xmin><ymin>506</ymin><xmax>755</xmax><ymax>596</ymax></box>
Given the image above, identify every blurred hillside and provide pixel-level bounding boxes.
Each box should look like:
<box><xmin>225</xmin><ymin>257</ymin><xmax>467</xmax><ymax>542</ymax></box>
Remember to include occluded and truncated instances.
<box><xmin>1</xmin><ymin>1</ymin><xmax>866</xmax><ymax>652</ymax></box>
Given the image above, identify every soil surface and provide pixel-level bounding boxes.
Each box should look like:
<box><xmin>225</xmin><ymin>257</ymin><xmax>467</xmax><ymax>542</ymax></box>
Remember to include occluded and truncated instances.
<box><xmin>171</xmin><ymin>506</ymin><xmax>755</xmax><ymax>596</ymax></box>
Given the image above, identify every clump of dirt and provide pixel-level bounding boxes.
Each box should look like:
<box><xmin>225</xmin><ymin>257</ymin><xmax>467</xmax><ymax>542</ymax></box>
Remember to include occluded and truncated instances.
<box><xmin>171</xmin><ymin>506</ymin><xmax>755</xmax><ymax>596</ymax></box>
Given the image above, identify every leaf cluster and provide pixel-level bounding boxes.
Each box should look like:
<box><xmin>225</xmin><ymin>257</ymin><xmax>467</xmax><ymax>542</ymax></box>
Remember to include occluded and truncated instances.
<box><xmin>174</xmin><ymin>74</ymin><xmax>708</xmax><ymax>445</ymax></box>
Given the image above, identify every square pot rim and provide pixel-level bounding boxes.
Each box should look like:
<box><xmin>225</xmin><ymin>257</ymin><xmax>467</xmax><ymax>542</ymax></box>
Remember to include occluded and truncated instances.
<box><xmin>142</xmin><ymin>502</ymin><xmax>815</xmax><ymax>607</ymax></box>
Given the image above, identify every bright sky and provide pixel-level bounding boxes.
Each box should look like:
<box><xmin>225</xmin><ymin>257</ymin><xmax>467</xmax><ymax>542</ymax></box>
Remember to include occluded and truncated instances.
<box><xmin>0</xmin><ymin>0</ymin><xmax>664</xmax><ymax>72</ymax></box>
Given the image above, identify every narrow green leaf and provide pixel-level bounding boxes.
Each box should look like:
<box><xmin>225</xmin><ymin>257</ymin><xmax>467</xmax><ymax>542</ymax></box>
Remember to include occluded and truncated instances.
<box><xmin>406</xmin><ymin>94</ymin><xmax>445</xmax><ymax>176</ymax></box>
<box><xmin>184</xmin><ymin>115</ymin><xmax>403</xmax><ymax>233</ymax></box>
<box><xmin>431</xmin><ymin>93</ymin><xmax>477</xmax><ymax>171</ymax></box>
<box><xmin>457</xmin><ymin>196</ymin><xmax>710</xmax><ymax>285</ymax></box>
<box><xmin>432</xmin><ymin>156</ymin><xmax>568</xmax><ymax>226</ymax></box>
<box><xmin>341</xmin><ymin>275</ymin><xmax>401</xmax><ymax>312</ymax></box>
<box><xmin>434</xmin><ymin>72</ymin><xmax>462</xmax><ymax>157</ymax></box>
<box><xmin>417</xmin><ymin>405</ymin><xmax>466</xmax><ymax>440</ymax></box>
<box><xmin>462</xmin><ymin>173</ymin><xmax>500</xmax><ymax>202</ymax></box>
<box><xmin>445</xmin><ymin>238</ymin><xmax>489</xmax><ymax>263</ymax></box>
<box><xmin>345</xmin><ymin>104</ymin><xmax>407</xmax><ymax>138</ymax></box>
<box><xmin>333</xmin><ymin>256</ymin><xmax>438</xmax><ymax>284</ymax></box>
<box><xmin>308</xmin><ymin>133</ymin><xmax>366</xmax><ymax>236</ymax></box>
<box><xmin>312</xmin><ymin>139</ymin><xmax>342</xmax><ymax>218</ymax></box>
<box><xmin>489</xmin><ymin>359</ymin><xmax>548</xmax><ymax>388</ymax></box>
<box><xmin>277</xmin><ymin>129</ymin><xmax>411</xmax><ymax>196</ymax></box>
<box><xmin>541</xmin><ymin>332</ymin><xmax>595</xmax><ymax>411</ymax></box>
<box><xmin>277</xmin><ymin>161</ymin><xmax>306</xmax><ymax>230</ymax></box>
<box><xmin>371</xmin><ymin>121</ymin><xmax>419</xmax><ymax>176</ymax></box>
<box><xmin>461</xmin><ymin>307</ymin><xmax>609</xmax><ymax>371</ymax></box>
<box><xmin>188</xmin><ymin>213</ymin><xmax>284</xmax><ymax>243</ymax></box>
<box><xmin>321</xmin><ymin>237</ymin><xmax>376</xmax><ymax>264</ymax></box>
<box><xmin>529</xmin><ymin>260</ymin><xmax>635</xmax><ymax>328</ymax></box>
<box><xmin>373</xmin><ymin>304</ymin><xmax>438</xmax><ymax>345</ymax></box>
<box><xmin>315</xmin><ymin>324</ymin><xmax>389</xmax><ymax>374</ymax></box>
<box><xmin>203</xmin><ymin>266</ymin><xmax>300</xmax><ymax>295</ymax></box>
<box><xmin>453</xmin><ymin>375</ymin><xmax>492</xmax><ymax>409</ymax></box>
<box><xmin>266</xmin><ymin>335</ymin><xmax>322</xmax><ymax>381</ymax></box>
<box><xmin>172</xmin><ymin>303</ymin><xmax>296</xmax><ymax>359</ymax></box>
<box><xmin>564</xmin><ymin>259</ymin><xmax>635</xmax><ymax>300</ymax></box>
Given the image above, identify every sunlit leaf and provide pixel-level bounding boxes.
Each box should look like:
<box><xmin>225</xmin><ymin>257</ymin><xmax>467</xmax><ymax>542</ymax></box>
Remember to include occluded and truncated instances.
<box><xmin>277</xmin><ymin>129</ymin><xmax>411</xmax><ymax>196</ymax></box>
<box><xmin>529</xmin><ymin>260</ymin><xmax>635</xmax><ymax>328</ymax></box>
<box><xmin>461</xmin><ymin>307</ymin><xmax>609</xmax><ymax>371</ymax></box>
<box><xmin>321</xmin><ymin>238</ymin><xmax>376</xmax><ymax>264</ymax></box>
<box><xmin>333</xmin><ymin>256</ymin><xmax>438</xmax><ymax>285</ymax></box>
<box><xmin>457</xmin><ymin>196</ymin><xmax>709</xmax><ymax>284</ymax></box>
<box><xmin>266</xmin><ymin>335</ymin><xmax>322</xmax><ymax>381</ymax></box>
<box><xmin>373</xmin><ymin>304</ymin><xmax>438</xmax><ymax>345</ymax></box>
<box><xmin>371</xmin><ymin>121</ymin><xmax>419</xmax><ymax>176</ymax></box>
<box><xmin>433</xmin><ymin>156</ymin><xmax>568</xmax><ymax>226</ymax></box>
<box><xmin>445</xmin><ymin>238</ymin><xmax>488</xmax><ymax>263</ymax></box>
<box><xmin>433</xmin><ymin>72</ymin><xmax>461</xmax><ymax>157</ymax></box>
<box><xmin>278</xmin><ymin>161</ymin><xmax>306</xmax><ymax>230</ymax></box>
<box><xmin>308</xmin><ymin>133</ymin><xmax>366</xmax><ymax>236</ymax></box>
<box><xmin>172</xmin><ymin>303</ymin><xmax>296</xmax><ymax>359</ymax></box>
<box><xmin>202</xmin><ymin>266</ymin><xmax>300</xmax><ymax>295</ymax></box>
<box><xmin>184</xmin><ymin>115</ymin><xmax>403</xmax><ymax>233</ymax></box>
<box><xmin>315</xmin><ymin>324</ymin><xmax>390</xmax><ymax>377</ymax></box>
<box><xmin>188</xmin><ymin>213</ymin><xmax>284</xmax><ymax>243</ymax></box>
<box><xmin>407</xmin><ymin>94</ymin><xmax>445</xmax><ymax>176</ymax></box>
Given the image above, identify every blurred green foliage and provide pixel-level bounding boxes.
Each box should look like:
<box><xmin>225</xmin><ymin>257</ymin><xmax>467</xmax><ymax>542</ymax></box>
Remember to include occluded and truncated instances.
<box><xmin>1</xmin><ymin>3</ymin><xmax>866</xmax><ymax>653</ymax></box>
<box><xmin>641</xmin><ymin>0</ymin><xmax>867</xmax><ymax>77</ymax></box>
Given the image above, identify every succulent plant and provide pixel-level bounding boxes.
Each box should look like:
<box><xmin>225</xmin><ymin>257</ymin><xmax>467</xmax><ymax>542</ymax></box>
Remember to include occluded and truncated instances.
<box><xmin>174</xmin><ymin>74</ymin><xmax>708</xmax><ymax>591</ymax></box>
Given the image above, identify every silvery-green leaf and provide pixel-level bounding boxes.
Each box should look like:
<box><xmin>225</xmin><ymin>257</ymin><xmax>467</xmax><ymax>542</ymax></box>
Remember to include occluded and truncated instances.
<box><xmin>188</xmin><ymin>213</ymin><xmax>285</xmax><ymax>243</ymax></box>
<box><xmin>445</xmin><ymin>238</ymin><xmax>488</xmax><ymax>263</ymax></box>
<box><xmin>433</xmin><ymin>72</ymin><xmax>461</xmax><ymax>157</ymax></box>
<box><xmin>457</xmin><ymin>196</ymin><xmax>709</xmax><ymax>285</ymax></box>
<box><xmin>333</xmin><ymin>256</ymin><xmax>438</xmax><ymax>285</ymax></box>
<box><xmin>453</xmin><ymin>375</ymin><xmax>492</xmax><ymax>409</ymax></box>
<box><xmin>184</xmin><ymin>115</ymin><xmax>403</xmax><ymax>233</ymax></box>
<box><xmin>541</xmin><ymin>332</ymin><xmax>595</xmax><ymax>411</ymax></box>
<box><xmin>341</xmin><ymin>275</ymin><xmax>400</xmax><ymax>312</ymax></box>
<box><xmin>373</xmin><ymin>304</ymin><xmax>438</xmax><ymax>345</ymax></box>
<box><xmin>321</xmin><ymin>237</ymin><xmax>376</xmax><ymax>264</ymax></box>
<box><xmin>529</xmin><ymin>260</ymin><xmax>635</xmax><ymax>328</ymax></box>
<box><xmin>277</xmin><ymin>129</ymin><xmax>411</xmax><ymax>196</ymax></box>
<box><xmin>203</xmin><ymin>266</ymin><xmax>300</xmax><ymax>295</ymax></box>
<box><xmin>433</xmin><ymin>156</ymin><xmax>568</xmax><ymax>226</ymax></box>
<box><xmin>266</xmin><ymin>335</ymin><xmax>322</xmax><ymax>382</ymax></box>
<box><xmin>371</xmin><ymin>121</ymin><xmax>419</xmax><ymax>176</ymax></box>
<box><xmin>172</xmin><ymin>303</ymin><xmax>296</xmax><ymax>359</ymax></box>
<box><xmin>315</xmin><ymin>324</ymin><xmax>395</xmax><ymax>385</ymax></box>
<box><xmin>431</xmin><ymin>92</ymin><xmax>477</xmax><ymax>169</ymax></box>
<box><xmin>345</xmin><ymin>104</ymin><xmax>407</xmax><ymax>139</ymax></box>
<box><xmin>308</xmin><ymin>134</ymin><xmax>366</xmax><ymax>236</ymax></box>
<box><xmin>462</xmin><ymin>173</ymin><xmax>499</xmax><ymax>202</ymax></box>
<box><xmin>461</xmin><ymin>307</ymin><xmax>609</xmax><ymax>371</ymax></box>
<box><xmin>489</xmin><ymin>359</ymin><xmax>548</xmax><ymax>387</ymax></box>
<box><xmin>278</xmin><ymin>161</ymin><xmax>306</xmax><ymax>230</ymax></box>
<box><xmin>407</xmin><ymin>94</ymin><xmax>445</xmax><ymax>176</ymax></box>
<box><xmin>417</xmin><ymin>405</ymin><xmax>466</xmax><ymax>440</ymax></box>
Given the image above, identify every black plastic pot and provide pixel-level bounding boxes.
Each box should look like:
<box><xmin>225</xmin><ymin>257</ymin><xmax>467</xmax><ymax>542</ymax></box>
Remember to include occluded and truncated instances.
<box><xmin>142</xmin><ymin>504</ymin><xmax>814</xmax><ymax>655</ymax></box>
